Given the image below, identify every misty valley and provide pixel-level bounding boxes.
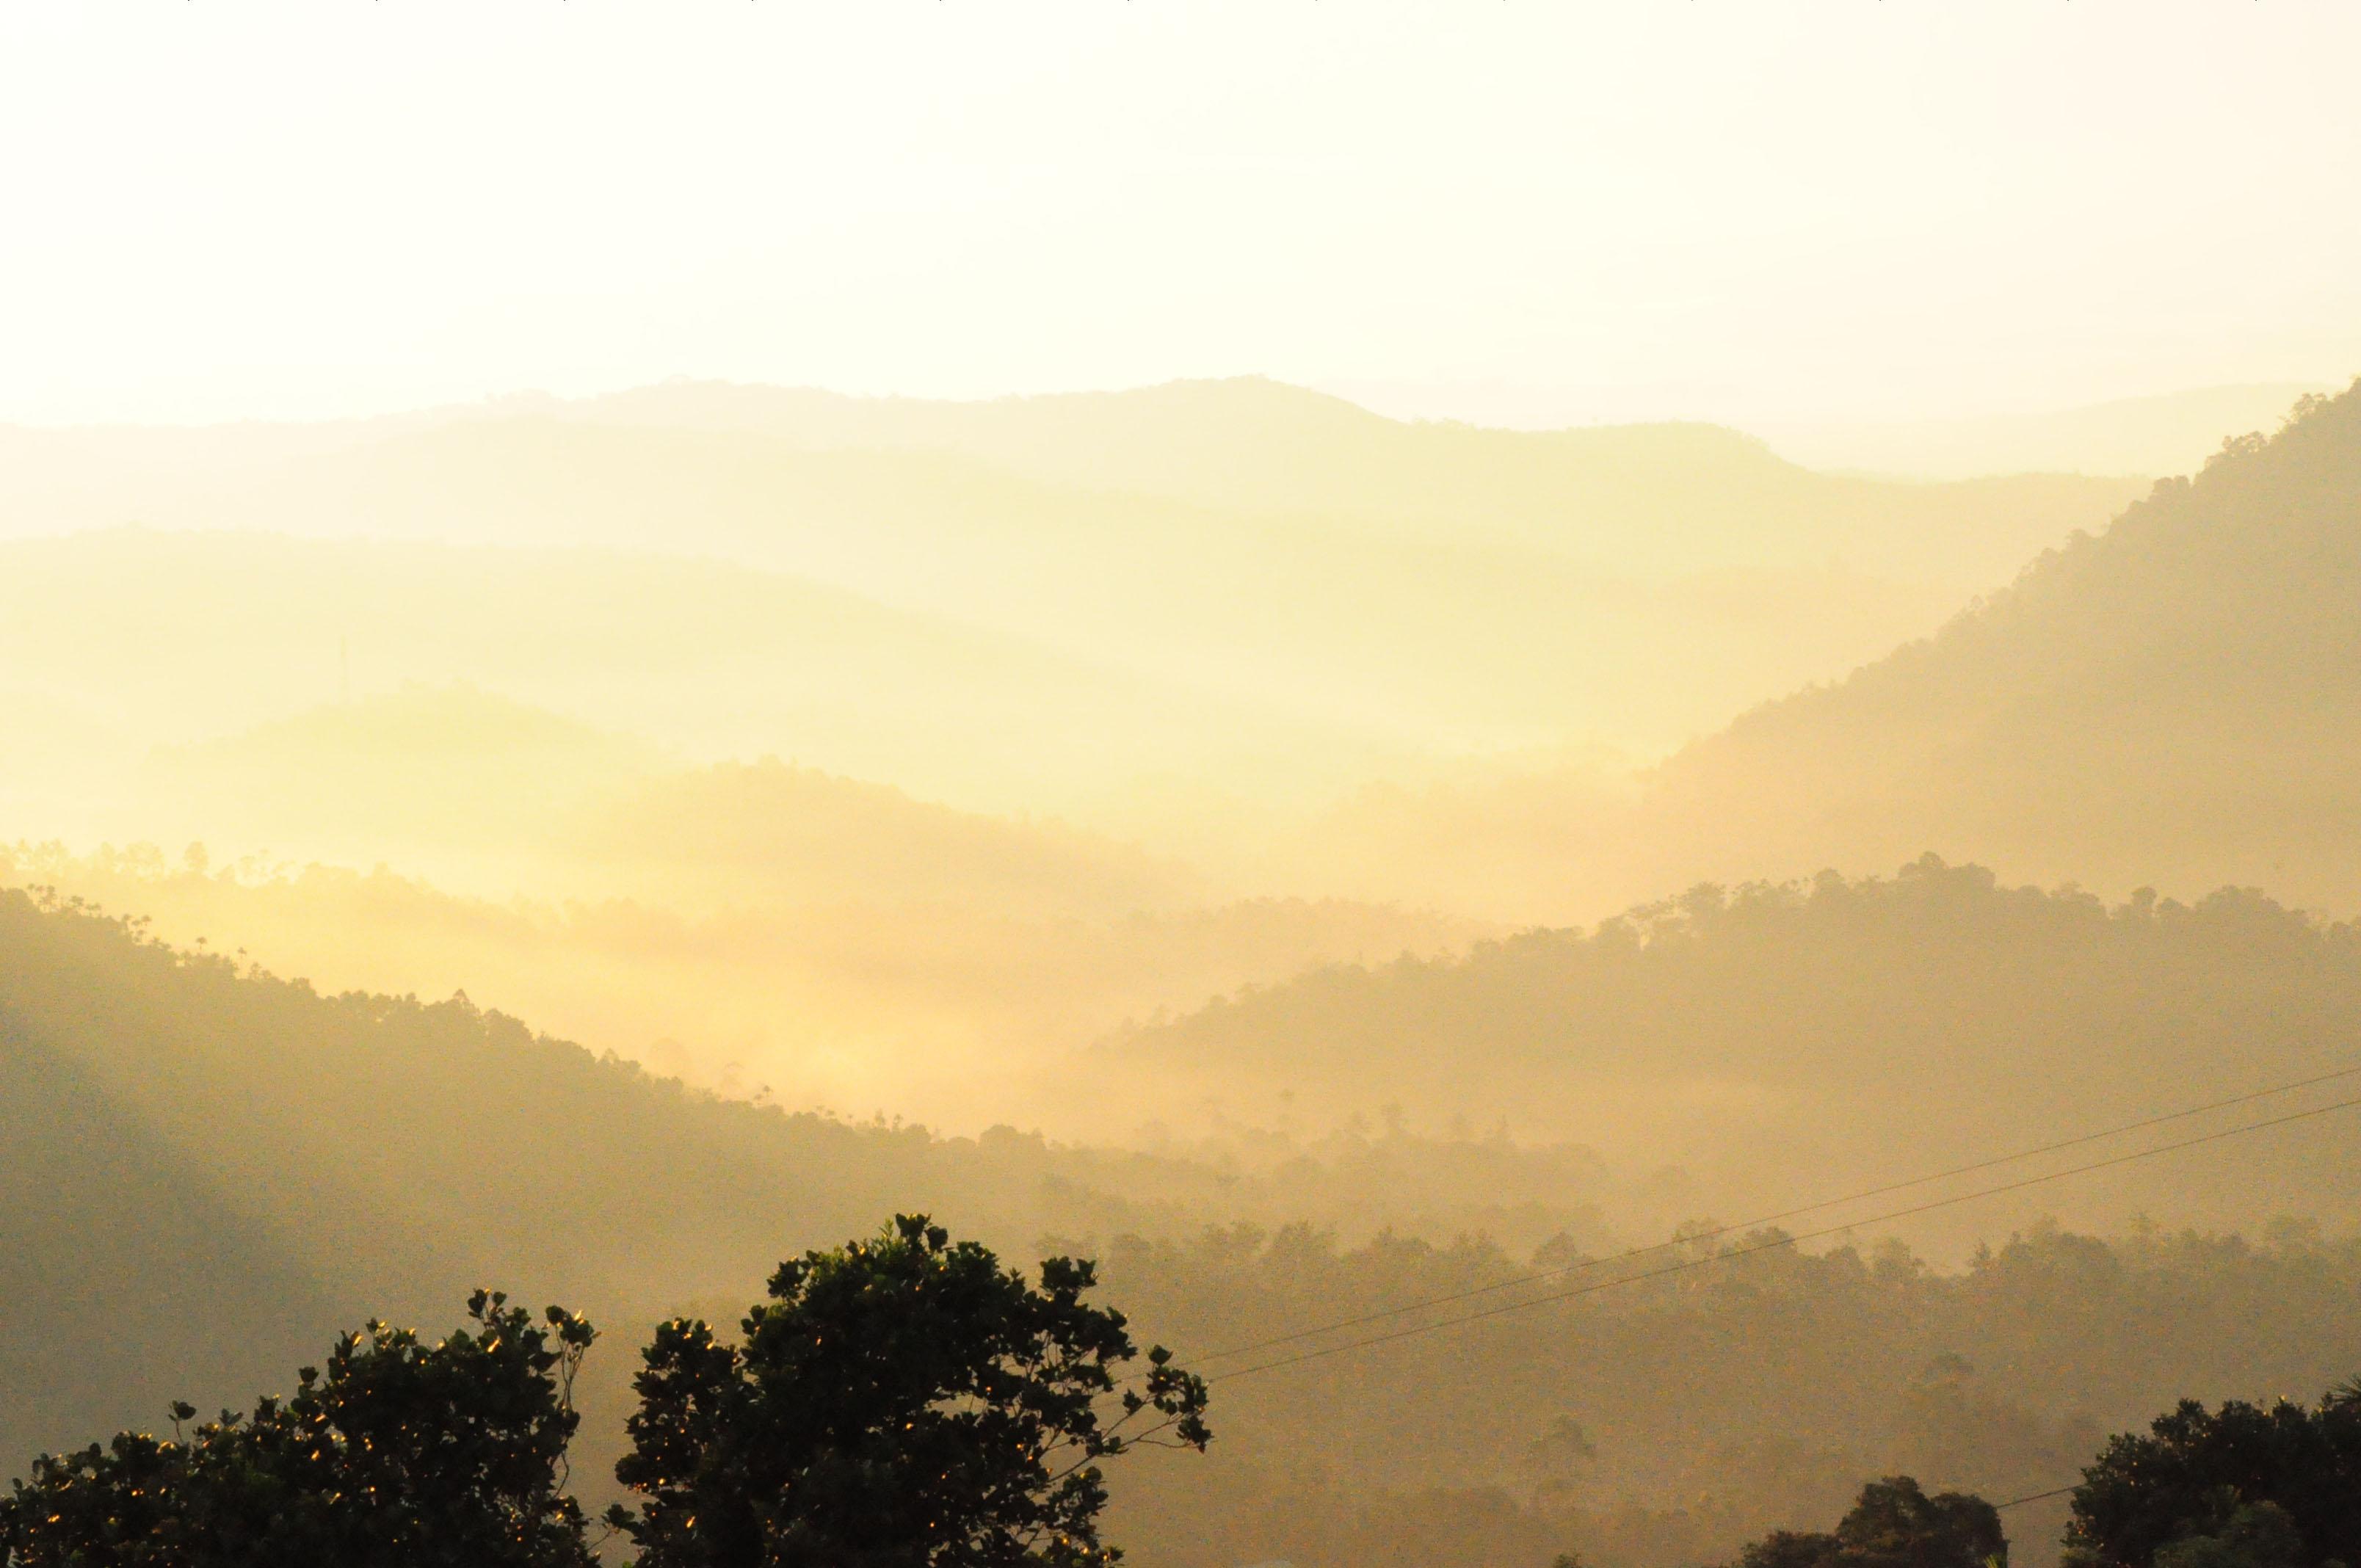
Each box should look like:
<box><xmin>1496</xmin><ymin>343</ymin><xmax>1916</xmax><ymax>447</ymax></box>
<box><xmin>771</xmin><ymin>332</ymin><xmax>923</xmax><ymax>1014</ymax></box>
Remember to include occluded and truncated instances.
<box><xmin>5</xmin><ymin>375</ymin><xmax>2361</xmax><ymax>1568</ymax></box>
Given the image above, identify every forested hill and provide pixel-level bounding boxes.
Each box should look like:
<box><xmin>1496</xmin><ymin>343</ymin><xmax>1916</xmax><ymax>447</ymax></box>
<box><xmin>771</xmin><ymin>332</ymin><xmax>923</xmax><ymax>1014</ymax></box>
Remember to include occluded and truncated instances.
<box><xmin>1644</xmin><ymin>379</ymin><xmax>2361</xmax><ymax>907</ymax></box>
<box><xmin>0</xmin><ymin>884</ymin><xmax>1589</xmax><ymax>1472</ymax></box>
<box><xmin>11</xmin><ymin>881</ymin><xmax>2361</xmax><ymax>1568</ymax></box>
<box><xmin>0</xmin><ymin>886</ymin><xmax>1119</xmax><ymax>1465</ymax></box>
<box><xmin>1098</xmin><ymin>857</ymin><xmax>2361</xmax><ymax>1240</ymax></box>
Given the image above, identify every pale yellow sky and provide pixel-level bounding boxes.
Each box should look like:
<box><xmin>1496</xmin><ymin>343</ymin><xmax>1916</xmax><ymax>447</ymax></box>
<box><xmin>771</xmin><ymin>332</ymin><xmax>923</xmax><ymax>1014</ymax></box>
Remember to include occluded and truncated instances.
<box><xmin>3</xmin><ymin>1</ymin><xmax>2357</xmax><ymax>429</ymax></box>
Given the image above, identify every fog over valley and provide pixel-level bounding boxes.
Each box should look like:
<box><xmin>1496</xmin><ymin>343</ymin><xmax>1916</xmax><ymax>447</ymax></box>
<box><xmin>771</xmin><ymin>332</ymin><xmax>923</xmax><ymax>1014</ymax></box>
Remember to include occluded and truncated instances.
<box><xmin>6</xmin><ymin>7</ymin><xmax>2360</xmax><ymax>1567</ymax></box>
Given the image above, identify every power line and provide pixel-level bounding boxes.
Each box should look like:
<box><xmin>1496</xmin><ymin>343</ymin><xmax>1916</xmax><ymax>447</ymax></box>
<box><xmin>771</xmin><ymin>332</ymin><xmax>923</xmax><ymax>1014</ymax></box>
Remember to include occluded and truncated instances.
<box><xmin>1992</xmin><ymin>1486</ymin><xmax>2079</xmax><ymax>1512</ymax></box>
<box><xmin>1207</xmin><ymin>1091</ymin><xmax>2361</xmax><ymax>1384</ymax></box>
<box><xmin>1189</xmin><ymin>1059</ymin><xmax>2361</xmax><ymax>1368</ymax></box>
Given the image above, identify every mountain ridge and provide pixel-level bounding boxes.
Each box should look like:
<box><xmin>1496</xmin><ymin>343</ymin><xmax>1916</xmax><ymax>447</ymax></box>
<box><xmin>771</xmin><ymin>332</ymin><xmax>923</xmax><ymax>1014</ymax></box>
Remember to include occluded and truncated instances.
<box><xmin>1639</xmin><ymin>380</ymin><xmax>2361</xmax><ymax>906</ymax></box>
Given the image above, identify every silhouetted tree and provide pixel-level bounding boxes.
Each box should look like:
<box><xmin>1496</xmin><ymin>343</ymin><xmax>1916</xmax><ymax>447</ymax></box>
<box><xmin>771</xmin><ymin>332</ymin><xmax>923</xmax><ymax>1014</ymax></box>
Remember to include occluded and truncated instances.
<box><xmin>0</xmin><ymin>1291</ymin><xmax>597</xmax><ymax>1568</ymax></box>
<box><xmin>2065</xmin><ymin>1387</ymin><xmax>2361</xmax><ymax>1568</ymax></box>
<box><xmin>609</xmin><ymin>1213</ymin><xmax>1210</xmax><ymax>1567</ymax></box>
<box><xmin>2150</xmin><ymin>1505</ymin><xmax>2307</xmax><ymax>1568</ymax></box>
<box><xmin>1726</xmin><ymin>1478</ymin><xmax>2005</xmax><ymax>1568</ymax></box>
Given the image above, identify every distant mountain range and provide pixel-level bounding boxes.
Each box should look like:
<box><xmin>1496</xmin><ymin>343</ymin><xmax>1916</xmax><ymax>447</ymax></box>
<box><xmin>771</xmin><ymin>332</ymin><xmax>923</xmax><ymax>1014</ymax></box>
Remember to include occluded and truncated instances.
<box><xmin>1096</xmin><ymin>380</ymin><xmax>2361</xmax><ymax>1194</ymax></box>
<box><xmin>0</xmin><ymin>380</ymin><xmax>2139</xmax><ymax>774</ymax></box>
<box><xmin>7</xmin><ymin>377</ymin><xmax>2353</xmax><ymax>936</ymax></box>
<box><xmin>0</xmin><ymin>529</ymin><xmax>1351</xmax><ymax>836</ymax></box>
<box><xmin>11</xmin><ymin>366</ymin><xmax>2361</xmax><ymax>1568</ymax></box>
<box><xmin>1269</xmin><ymin>380</ymin><xmax>2361</xmax><ymax>922</ymax></box>
<box><xmin>0</xmin><ymin>374</ymin><xmax>2143</xmax><ymax>578</ymax></box>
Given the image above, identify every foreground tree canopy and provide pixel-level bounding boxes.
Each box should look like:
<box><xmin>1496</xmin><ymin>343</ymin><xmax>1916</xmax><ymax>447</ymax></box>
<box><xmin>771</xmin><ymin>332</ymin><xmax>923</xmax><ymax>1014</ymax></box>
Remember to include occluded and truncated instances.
<box><xmin>17</xmin><ymin>1203</ymin><xmax>2361</xmax><ymax>1568</ymax></box>
<box><xmin>2067</xmin><ymin>1382</ymin><xmax>2361</xmax><ymax>1568</ymax></box>
<box><xmin>0</xmin><ymin>1218</ymin><xmax>1207</xmax><ymax>1568</ymax></box>
<box><xmin>0</xmin><ymin>1291</ymin><xmax>597</xmax><ymax>1568</ymax></box>
<box><xmin>610</xmin><ymin>1213</ymin><xmax>1211</xmax><ymax>1568</ymax></box>
<box><xmin>1722</xmin><ymin>1476</ymin><xmax>2006</xmax><ymax>1568</ymax></box>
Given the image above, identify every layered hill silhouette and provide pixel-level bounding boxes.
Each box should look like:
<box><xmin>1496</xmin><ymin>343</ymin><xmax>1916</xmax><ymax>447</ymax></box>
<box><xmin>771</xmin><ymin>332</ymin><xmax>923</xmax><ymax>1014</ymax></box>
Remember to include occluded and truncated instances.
<box><xmin>21</xmin><ymin>677</ymin><xmax>1485</xmax><ymax>1123</ymax></box>
<box><xmin>0</xmin><ymin>884</ymin><xmax>1575</xmax><ymax>1478</ymax></box>
<box><xmin>1645</xmin><ymin>380</ymin><xmax>2361</xmax><ymax>910</ymax></box>
<box><xmin>0</xmin><ymin>824</ymin><xmax>1480</xmax><ymax>1182</ymax></box>
<box><xmin>12</xmin><ymin>873</ymin><xmax>2361</xmax><ymax>1568</ymax></box>
<box><xmin>0</xmin><ymin>529</ymin><xmax>1362</xmax><ymax>831</ymax></box>
<box><xmin>1098</xmin><ymin>857</ymin><xmax>2361</xmax><ymax>1244</ymax></box>
<box><xmin>0</xmin><ymin>382</ymin><xmax>2138</xmax><ymax>765</ymax></box>
<box><xmin>134</xmin><ymin>686</ymin><xmax>1197</xmax><ymax>918</ymax></box>
<box><xmin>573</xmin><ymin>757</ymin><xmax>1197</xmax><ymax>918</ymax></box>
<box><xmin>551</xmin><ymin>377</ymin><xmax>2136</xmax><ymax>584</ymax></box>
<box><xmin>1274</xmin><ymin>381</ymin><xmax>2361</xmax><ymax>923</ymax></box>
<box><xmin>141</xmin><ymin>684</ymin><xmax>665</xmax><ymax>885</ymax></box>
<box><xmin>1</xmin><ymin>377</ymin><xmax>2140</xmax><ymax>583</ymax></box>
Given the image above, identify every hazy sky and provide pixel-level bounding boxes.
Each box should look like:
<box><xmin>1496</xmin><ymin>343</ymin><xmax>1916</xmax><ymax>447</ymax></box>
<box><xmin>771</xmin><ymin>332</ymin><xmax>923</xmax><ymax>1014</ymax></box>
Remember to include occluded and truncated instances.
<box><xmin>4</xmin><ymin>1</ymin><xmax>2357</xmax><ymax>428</ymax></box>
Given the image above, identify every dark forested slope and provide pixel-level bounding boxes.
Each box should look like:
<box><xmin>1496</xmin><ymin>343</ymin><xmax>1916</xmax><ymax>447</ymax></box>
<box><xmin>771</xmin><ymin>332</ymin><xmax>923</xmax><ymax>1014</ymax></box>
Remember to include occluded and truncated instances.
<box><xmin>0</xmin><ymin>886</ymin><xmax>1109</xmax><ymax>1465</ymax></box>
<box><xmin>0</xmin><ymin>1015</ymin><xmax>333</xmax><ymax>1464</ymax></box>
<box><xmin>0</xmin><ymin>885</ymin><xmax>1559</xmax><ymax>1468</ymax></box>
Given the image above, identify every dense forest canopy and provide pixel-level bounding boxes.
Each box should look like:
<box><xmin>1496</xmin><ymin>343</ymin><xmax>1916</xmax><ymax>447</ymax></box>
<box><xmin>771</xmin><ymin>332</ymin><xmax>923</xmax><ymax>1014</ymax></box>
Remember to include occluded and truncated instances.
<box><xmin>1102</xmin><ymin>857</ymin><xmax>2361</xmax><ymax>1238</ymax></box>
<box><xmin>1096</xmin><ymin>1217</ymin><xmax>2361</xmax><ymax>1568</ymax></box>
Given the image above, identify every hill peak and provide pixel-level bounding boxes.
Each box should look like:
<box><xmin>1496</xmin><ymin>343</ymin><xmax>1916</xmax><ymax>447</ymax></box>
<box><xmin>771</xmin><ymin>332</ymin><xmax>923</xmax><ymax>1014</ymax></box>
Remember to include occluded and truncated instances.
<box><xmin>1644</xmin><ymin>377</ymin><xmax>2361</xmax><ymax>911</ymax></box>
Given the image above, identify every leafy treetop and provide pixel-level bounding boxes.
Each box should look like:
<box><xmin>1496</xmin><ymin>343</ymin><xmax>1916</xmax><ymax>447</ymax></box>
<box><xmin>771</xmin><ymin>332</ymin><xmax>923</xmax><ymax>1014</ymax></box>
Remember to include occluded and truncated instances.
<box><xmin>610</xmin><ymin>1213</ymin><xmax>1210</xmax><ymax>1568</ymax></box>
<box><xmin>1724</xmin><ymin>1477</ymin><xmax>2005</xmax><ymax>1568</ymax></box>
<box><xmin>2067</xmin><ymin>1382</ymin><xmax>2361</xmax><ymax>1568</ymax></box>
<box><xmin>0</xmin><ymin>1291</ymin><xmax>598</xmax><ymax>1568</ymax></box>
